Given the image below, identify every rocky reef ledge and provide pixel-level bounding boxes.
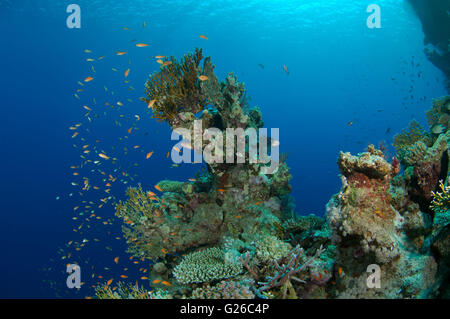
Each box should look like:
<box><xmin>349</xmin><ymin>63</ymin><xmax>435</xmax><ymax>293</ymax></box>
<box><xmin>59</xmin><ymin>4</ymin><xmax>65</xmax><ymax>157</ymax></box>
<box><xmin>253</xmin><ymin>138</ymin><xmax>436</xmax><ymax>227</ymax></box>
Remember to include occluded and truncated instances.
<box><xmin>407</xmin><ymin>0</ymin><xmax>450</xmax><ymax>89</ymax></box>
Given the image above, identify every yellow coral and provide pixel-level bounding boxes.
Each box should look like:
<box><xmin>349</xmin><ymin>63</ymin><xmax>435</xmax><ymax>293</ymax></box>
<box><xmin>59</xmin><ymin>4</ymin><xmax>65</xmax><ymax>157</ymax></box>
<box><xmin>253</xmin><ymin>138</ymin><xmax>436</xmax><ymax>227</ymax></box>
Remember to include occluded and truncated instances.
<box><xmin>430</xmin><ymin>180</ymin><xmax>450</xmax><ymax>214</ymax></box>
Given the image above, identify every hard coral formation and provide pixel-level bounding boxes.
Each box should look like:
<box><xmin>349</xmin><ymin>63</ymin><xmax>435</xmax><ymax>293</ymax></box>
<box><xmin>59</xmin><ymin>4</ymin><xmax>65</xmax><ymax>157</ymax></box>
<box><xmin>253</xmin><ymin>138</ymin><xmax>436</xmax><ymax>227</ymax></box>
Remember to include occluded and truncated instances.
<box><xmin>325</xmin><ymin>96</ymin><xmax>450</xmax><ymax>298</ymax></box>
<box><xmin>327</xmin><ymin>145</ymin><xmax>438</xmax><ymax>298</ymax></box>
<box><xmin>173</xmin><ymin>247</ymin><xmax>243</xmax><ymax>284</ymax></box>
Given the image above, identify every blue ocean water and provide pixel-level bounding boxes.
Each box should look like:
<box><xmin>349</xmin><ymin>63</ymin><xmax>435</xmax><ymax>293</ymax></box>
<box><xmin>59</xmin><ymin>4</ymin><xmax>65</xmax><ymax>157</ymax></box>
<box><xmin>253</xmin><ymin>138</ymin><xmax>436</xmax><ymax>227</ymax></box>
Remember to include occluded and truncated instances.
<box><xmin>0</xmin><ymin>0</ymin><xmax>447</xmax><ymax>298</ymax></box>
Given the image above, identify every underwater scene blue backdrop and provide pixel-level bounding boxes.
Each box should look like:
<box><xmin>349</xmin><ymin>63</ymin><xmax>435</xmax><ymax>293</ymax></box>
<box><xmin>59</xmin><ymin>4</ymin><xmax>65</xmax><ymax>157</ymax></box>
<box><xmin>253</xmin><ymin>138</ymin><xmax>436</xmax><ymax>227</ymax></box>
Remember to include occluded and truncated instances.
<box><xmin>0</xmin><ymin>0</ymin><xmax>448</xmax><ymax>298</ymax></box>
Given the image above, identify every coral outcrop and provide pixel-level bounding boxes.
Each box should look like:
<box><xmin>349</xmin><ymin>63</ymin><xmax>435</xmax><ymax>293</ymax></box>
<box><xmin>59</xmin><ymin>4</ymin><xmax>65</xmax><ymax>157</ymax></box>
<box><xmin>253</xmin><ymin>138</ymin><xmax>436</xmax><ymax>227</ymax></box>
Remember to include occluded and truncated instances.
<box><xmin>97</xmin><ymin>47</ymin><xmax>450</xmax><ymax>299</ymax></box>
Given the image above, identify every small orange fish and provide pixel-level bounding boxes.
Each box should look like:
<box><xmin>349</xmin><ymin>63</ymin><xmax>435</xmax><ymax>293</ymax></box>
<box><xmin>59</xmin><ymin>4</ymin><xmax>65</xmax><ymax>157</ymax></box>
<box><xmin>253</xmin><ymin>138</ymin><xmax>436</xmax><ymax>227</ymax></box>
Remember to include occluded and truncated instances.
<box><xmin>161</xmin><ymin>248</ymin><xmax>168</xmax><ymax>254</ymax></box>
<box><xmin>114</xmin><ymin>257</ymin><xmax>119</xmax><ymax>264</ymax></box>
<box><xmin>98</xmin><ymin>153</ymin><xmax>110</xmax><ymax>160</ymax></box>
<box><xmin>152</xmin><ymin>279</ymin><xmax>162</xmax><ymax>284</ymax></box>
<box><xmin>120</xmin><ymin>275</ymin><xmax>128</xmax><ymax>278</ymax></box>
<box><xmin>282</xmin><ymin>64</ymin><xmax>289</xmax><ymax>75</ymax></box>
<box><xmin>217</xmin><ymin>188</ymin><xmax>226</xmax><ymax>193</ymax></box>
<box><xmin>154</xmin><ymin>55</ymin><xmax>165</xmax><ymax>59</ymax></box>
<box><xmin>338</xmin><ymin>267</ymin><xmax>343</xmax><ymax>277</ymax></box>
<box><xmin>199</xmin><ymin>35</ymin><xmax>208</xmax><ymax>40</ymax></box>
<box><xmin>198</xmin><ymin>75</ymin><xmax>208</xmax><ymax>81</ymax></box>
<box><xmin>106</xmin><ymin>279</ymin><xmax>113</xmax><ymax>286</ymax></box>
<box><xmin>141</xmin><ymin>276</ymin><xmax>148</xmax><ymax>280</ymax></box>
<box><xmin>148</xmin><ymin>99</ymin><xmax>156</xmax><ymax>109</ymax></box>
<box><xmin>155</xmin><ymin>185</ymin><xmax>163</xmax><ymax>192</ymax></box>
<box><xmin>374</xmin><ymin>209</ymin><xmax>386</xmax><ymax>219</ymax></box>
<box><xmin>166</xmin><ymin>151</ymin><xmax>170</xmax><ymax>158</ymax></box>
<box><xmin>146</xmin><ymin>151</ymin><xmax>154</xmax><ymax>159</ymax></box>
<box><xmin>124</xmin><ymin>69</ymin><xmax>130</xmax><ymax>77</ymax></box>
<box><xmin>161</xmin><ymin>281</ymin><xmax>171</xmax><ymax>287</ymax></box>
<box><xmin>136</xmin><ymin>43</ymin><xmax>149</xmax><ymax>47</ymax></box>
<box><xmin>116</xmin><ymin>51</ymin><xmax>127</xmax><ymax>55</ymax></box>
<box><xmin>84</xmin><ymin>76</ymin><xmax>94</xmax><ymax>82</ymax></box>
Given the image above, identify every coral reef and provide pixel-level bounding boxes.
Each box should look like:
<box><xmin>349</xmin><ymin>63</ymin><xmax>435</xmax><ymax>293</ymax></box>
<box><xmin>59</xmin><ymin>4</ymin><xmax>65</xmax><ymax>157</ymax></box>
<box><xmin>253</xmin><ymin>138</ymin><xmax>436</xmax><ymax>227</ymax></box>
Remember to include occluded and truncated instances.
<box><xmin>191</xmin><ymin>277</ymin><xmax>255</xmax><ymax>299</ymax></box>
<box><xmin>111</xmin><ymin>48</ymin><xmax>450</xmax><ymax>299</ymax></box>
<box><xmin>95</xmin><ymin>282</ymin><xmax>150</xmax><ymax>299</ymax></box>
<box><xmin>325</xmin><ymin>97</ymin><xmax>450</xmax><ymax>298</ymax></box>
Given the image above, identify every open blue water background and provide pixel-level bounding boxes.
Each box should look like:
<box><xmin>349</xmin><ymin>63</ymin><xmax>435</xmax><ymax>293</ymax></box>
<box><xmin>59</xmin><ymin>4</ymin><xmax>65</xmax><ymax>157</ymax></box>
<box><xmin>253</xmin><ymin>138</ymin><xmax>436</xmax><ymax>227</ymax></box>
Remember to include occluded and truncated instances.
<box><xmin>0</xmin><ymin>0</ymin><xmax>447</xmax><ymax>297</ymax></box>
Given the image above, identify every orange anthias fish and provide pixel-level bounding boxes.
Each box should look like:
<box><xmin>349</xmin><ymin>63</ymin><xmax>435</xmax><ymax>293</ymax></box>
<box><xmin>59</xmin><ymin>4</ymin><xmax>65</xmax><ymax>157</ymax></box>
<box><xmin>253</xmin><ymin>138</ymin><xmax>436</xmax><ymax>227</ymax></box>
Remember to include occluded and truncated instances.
<box><xmin>84</xmin><ymin>76</ymin><xmax>94</xmax><ymax>82</ymax></box>
<box><xmin>199</xmin><ymin>35</ymin><xmax>208</xmax><ymax>40</ymax></box>
<box><xmin>116</xmin><ymin>51</ymin><xmax>127</xmax><ymax>56</ymax></box>
<box><xmin>155</xmin><ymin>185</ymin><xmax>163</xmax><ymax>192</ymax></box>
<box><xmin>282</xmin><ymin>64</ymin><xmax>289</xmax><ymax>75</ymax></box>
<box><xmin>198</xmin><ymin>75</ymin><xmax>208</xmax><ymax>81</ymax></box>
<box><xmin>99</xmin><ymin>153</ymin><xmax>110</xmax><ymax>160</ymax></box>
<box><xmin>148</xmin><ymin>99</ymin><xmax>156</xmax><ymax>109</ymax></box>
<box><xmin>114</xmin><ymin>257</ymin><xmax>119</xmax><ymax>264</ymax></box>
<box><xmin>106</xmin><ymin>279</ymin><xmax>113</xmax><ymax>286</ymax></box>
<box><xmin>124</xmin><ymin>69</ymin><xmax>130</xmax><ymax>77</ymax></box>
<box><xmin>136</xmin><ymin>43</ymin><xmax>149</xmax><ymax>47</ymax></box>
<box><xmin>146</xmin><ymin>151</ymin><xmax>154</xmax><ymax>159</ymax></box>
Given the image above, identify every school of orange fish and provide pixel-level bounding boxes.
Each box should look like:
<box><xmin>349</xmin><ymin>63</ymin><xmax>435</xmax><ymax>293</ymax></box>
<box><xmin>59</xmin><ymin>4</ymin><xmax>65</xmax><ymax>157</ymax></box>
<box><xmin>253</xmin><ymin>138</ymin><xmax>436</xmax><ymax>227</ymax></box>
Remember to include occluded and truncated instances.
<box><xmin>43</xmin><ymin>24</ymin><xmax>218</xmax><ymax>297</ymax></box>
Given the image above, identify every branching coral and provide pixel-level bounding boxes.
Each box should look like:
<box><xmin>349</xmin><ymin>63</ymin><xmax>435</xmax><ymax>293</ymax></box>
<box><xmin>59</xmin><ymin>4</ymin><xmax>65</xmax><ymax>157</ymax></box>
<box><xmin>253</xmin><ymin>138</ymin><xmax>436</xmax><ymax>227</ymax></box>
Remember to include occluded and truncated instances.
<box><xmin>431</xmin><ymin>180</ymin><xmax>450</xmax><ymax>214</ymax></box>
<box><xmin>254</xmin><ymin>245</ymin><xmax>325</xmax><ymax>299</ymax></box>
<box><xmin>143</xmin><ymin>48</ymin><xmax>206</xmax><ymax>123</ymax></box>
